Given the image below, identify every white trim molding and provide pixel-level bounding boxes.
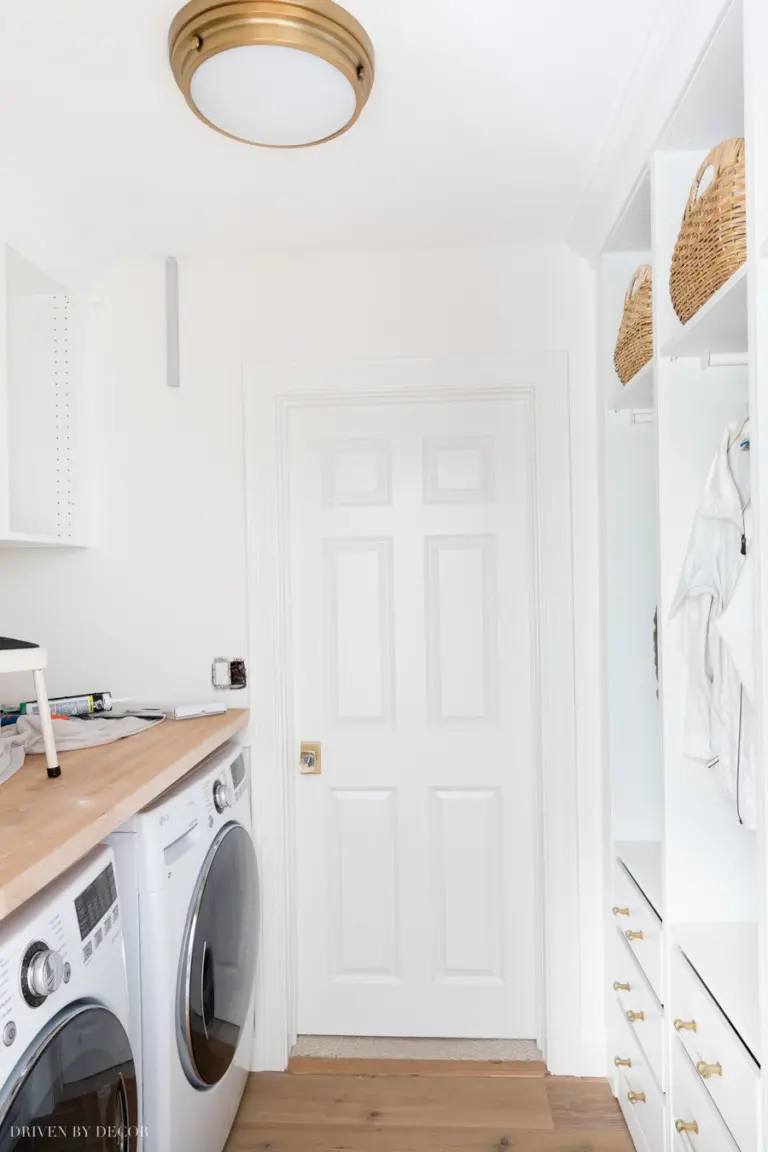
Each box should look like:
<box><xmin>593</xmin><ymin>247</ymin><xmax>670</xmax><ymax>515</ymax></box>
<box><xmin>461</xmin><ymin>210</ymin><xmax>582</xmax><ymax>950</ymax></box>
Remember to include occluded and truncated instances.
<box><xmin>569</xmin><ymin>0</ymin><xmax>732</xmax><ymax>259</ymax></box>
<box><xmin>244</xmin><ymin>354</ymin><xmax>584</xmax><ymax>1074</ymax></box>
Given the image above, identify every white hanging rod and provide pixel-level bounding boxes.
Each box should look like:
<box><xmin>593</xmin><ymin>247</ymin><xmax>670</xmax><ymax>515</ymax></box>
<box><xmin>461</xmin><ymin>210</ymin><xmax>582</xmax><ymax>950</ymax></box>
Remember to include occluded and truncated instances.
<box><xmin>699</xmin><ymin>351</ymin><xmax>748</xmax><ymax>371</ymax></box>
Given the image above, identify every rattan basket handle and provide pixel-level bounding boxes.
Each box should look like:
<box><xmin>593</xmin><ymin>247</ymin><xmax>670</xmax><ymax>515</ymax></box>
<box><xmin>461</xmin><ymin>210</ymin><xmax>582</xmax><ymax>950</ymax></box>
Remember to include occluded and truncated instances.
<box><xmin>684</xmin><ymin>138</ymin><xmax>745</xmax><ymax>218</ymax></box>
<box><xmin>624</xmin><ymin>264</ymin><xmax>652</xmax><ymax>306</ymax></box>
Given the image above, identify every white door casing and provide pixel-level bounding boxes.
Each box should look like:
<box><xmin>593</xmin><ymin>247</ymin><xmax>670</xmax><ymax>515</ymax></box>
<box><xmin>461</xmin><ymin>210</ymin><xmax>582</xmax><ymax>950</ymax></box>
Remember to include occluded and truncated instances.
<box><xmin>244</xmin><ymin>355</ymin><xmax>580</xmax><ymax>1072</ymax></box>
<box><xmin>289</xmin><ymin>399</ymin><xmax>538</xmax><ymax>1038</ymax></box>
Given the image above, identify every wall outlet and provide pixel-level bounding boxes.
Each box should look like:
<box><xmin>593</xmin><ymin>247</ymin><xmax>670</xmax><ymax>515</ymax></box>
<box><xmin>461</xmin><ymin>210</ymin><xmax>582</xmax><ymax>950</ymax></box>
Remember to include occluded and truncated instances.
<box><xmin>211</xmin><ymin>657</ymin><xmax>247</xmax><ymax>690</ymax></box>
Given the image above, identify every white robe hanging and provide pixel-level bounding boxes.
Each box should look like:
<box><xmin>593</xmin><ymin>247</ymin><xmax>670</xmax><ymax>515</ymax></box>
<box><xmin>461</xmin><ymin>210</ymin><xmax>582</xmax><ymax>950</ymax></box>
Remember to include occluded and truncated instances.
<box><xmin>670</xmin><ymin>421</ymin><xmax>755</xmax><ymax>829</ymax></box>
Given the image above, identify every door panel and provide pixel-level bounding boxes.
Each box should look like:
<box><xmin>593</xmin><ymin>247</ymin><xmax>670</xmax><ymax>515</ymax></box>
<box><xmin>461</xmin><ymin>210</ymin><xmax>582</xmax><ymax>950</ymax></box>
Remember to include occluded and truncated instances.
<box><xmin>431</xmin><ymin>787</ymin><xmax>503</xmax><ymax>980</ymax></box>
<box><xmin>330</xmin><ymin>789</ymin><xmax>399</xmax><ymax>981</ymax></box>
<box><xmin>425</xmin><ymin>535</ymin><xmax>498</xmax><ymax>721</ymax></box>
<box><xmin>290</xmin><ymin>398</ymin><xmax>538</xmax><ymax>1038</ymax></box>
<box><xmin>324</xmin><ymin>539</ymin><xmax>394</xmax><ymax>723</ymax></box>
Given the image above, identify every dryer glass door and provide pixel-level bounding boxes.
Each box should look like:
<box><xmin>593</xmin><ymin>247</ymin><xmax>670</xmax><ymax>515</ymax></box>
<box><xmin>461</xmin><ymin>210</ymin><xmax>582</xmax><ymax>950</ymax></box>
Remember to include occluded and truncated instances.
<box><xmin>178</xmin><ymin>822</ymin><xmax>259</xmax><ymax>1087</ymax></box>
<box><xmin>0</xmin><ymin>1003</ymin><xmax>138</xmax><ymax>1151</ymax></box>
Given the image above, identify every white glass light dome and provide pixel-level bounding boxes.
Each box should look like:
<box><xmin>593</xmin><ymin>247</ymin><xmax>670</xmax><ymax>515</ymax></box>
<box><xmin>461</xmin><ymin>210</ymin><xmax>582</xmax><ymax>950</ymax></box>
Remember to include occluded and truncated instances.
<box><xmin>169</xmin><ymin>0</ymin><xmax>374</xmax><ymax>149</ymax></box>
<box><xmin>190</xmin><ymin>45</ymin><xmax>357</xmax><ymax>147</ymax></box>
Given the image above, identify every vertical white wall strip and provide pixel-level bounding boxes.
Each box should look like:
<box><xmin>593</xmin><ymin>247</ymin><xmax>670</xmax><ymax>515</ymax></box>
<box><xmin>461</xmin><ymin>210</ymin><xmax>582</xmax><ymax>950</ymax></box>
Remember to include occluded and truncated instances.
<box><xmin>53</xmin><ymin>293</ymin><xmax>73</xmax><ymax>539</ymax></box>
<box><xmin>166</xmin><ymin>256</ymin><xmax>180</xmax><ymax>388</ymax></box>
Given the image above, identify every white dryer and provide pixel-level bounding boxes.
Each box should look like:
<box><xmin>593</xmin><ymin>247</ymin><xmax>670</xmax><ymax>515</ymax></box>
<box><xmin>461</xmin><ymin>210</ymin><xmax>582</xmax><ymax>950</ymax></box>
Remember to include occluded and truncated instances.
<box><xmin>0</xmin><ymin>845</ymin><xmax>138</xmax><ymax>1149</ymax></box>
<box><xmin>110</xmin><ymin>742</ymin><xmax>258</xmax><ymax>1152</ymax></box>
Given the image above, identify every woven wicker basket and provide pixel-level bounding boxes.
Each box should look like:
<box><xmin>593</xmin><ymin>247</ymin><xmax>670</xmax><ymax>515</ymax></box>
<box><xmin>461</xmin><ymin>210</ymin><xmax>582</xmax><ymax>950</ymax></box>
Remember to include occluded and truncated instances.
<box><xmin>669</xmin><ymin>138</ymin><xmax>746</xmax><ymax>324</ymax></box>
<box><xmin>614</xmin><ymin>265</ymin><xmax>653</xmax><ymax>385</ymax></box>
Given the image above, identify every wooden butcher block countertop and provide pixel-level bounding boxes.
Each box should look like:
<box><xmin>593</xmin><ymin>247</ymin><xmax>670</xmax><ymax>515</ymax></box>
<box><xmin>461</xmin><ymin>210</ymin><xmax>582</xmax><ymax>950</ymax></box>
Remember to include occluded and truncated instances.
<box><xmin>0</xmin><ymin>709</ymin><xmax>249</xmax><ymax>923</ymax></box>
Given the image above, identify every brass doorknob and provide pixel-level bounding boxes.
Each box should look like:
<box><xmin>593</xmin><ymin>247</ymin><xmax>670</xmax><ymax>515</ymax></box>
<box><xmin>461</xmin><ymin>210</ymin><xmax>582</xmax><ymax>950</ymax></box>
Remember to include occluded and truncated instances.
<box><xmin>674</xmin><ymin>1018</ymin><xmax>697</xmax><ymax>1033</ymax></box>
<box><xmin>299</xmin><ymin>741</ymin><xmax>322</xmax><ymax>774</ymax></box>
<box><xmin>627</xmin><ymin>1091</ymin><xmax>646</xmax><ymax>1104</ymax></box>
<box><xmin>675</xmin><ymin>1119</ymin><xmax>699</xmax><ymax>1134</ymax></box>
<box><xmin>612</xmin><ymin>906</ymin><xmax>630</xmax><ymax>917</ymax></box>
<box><xmin>613</xmin><ymin>981</ymin><xmax>630</xmax><ymax>992</ymax></box>
<box><xmin>697</xmin><ymin>1061</ymin><xmax>722</xmax><ymax>1079</ymax></box>
<box><xmin>626</xmin><ymin>1010</ymin><xmax>645</xmax><ymax>1024</ymax></box>
<box><xmin>625</xmin><ymin>929</ymin><xmax>644</xmax><ymax>941</ymax></box>
<box><xmin>614</xmin><ymin>1056</ymin><xmax>632</xmax><ymax>1068</ymax></box>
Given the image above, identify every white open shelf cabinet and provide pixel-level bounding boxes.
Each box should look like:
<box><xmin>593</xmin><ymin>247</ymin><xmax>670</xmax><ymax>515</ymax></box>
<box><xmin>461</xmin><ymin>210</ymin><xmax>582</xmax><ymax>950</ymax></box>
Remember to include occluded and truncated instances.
<box><xmin>600</xmin><ymin>0</ymin><xmax>768</xmax><ymax>1148</ymax></box>
<box><xmin>0</xmin><ymin>246</ymin><xmax>87</xmax><ymax>547</ymax></box>
<box><xmin>660</xmin><ymin>264</ymin><xmax>747</xmax><ymax>357</ymax></box>
<box><xmin>611</xmin><ymin>361</ymin><xmax>654</xmax><ymax>413</ymax></box>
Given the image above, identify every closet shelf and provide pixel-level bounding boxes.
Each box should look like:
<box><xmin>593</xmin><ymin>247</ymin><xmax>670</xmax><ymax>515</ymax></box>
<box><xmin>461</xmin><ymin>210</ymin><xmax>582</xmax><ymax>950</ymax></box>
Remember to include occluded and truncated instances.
<box><xmin>609</xmin><ymin>361</ymin><xmax>653</xmax><ymax>411</ymax></box>
<box><xmin>673</xmin><ymin>922</ymin><xmax>760</xmax><ymax>1064</ymax></box>
<box><xmin>0</xmin><ymin>533</ymin><xmax>86</xmax><ymax>549</ymax></box>
<box><xmin>661</xmin><ymin>265</ymin><xmax>747</xmax><ymax>358</ymax></box>
<box><xmin>616</xmin><ymin>840</ymin><xmax>662</xmax><ymax>919</ymax></box>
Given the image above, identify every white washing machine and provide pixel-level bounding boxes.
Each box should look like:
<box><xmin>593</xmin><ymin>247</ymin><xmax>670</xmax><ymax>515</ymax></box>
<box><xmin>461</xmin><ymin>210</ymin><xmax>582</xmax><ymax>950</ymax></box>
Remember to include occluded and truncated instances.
<box><xmin>110</xmin><ymin>742</ymin><xmax>258</xmax><ymax>1152</ymax></box>
<box><xmin>0</xmin><ymin>845</ymin><xmax>138</xmax><ymax>1150</ymax></box>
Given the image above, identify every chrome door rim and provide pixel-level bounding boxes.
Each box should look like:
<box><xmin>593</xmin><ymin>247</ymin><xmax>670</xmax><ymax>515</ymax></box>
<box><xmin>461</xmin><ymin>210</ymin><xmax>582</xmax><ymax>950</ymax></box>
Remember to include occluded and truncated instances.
<box><xmin>176</xmin><ymin>820</ymin><xmax>257</xmax><ymax>1087</ymax></box>
<box><xmin>0</xmin><ymin>1000</ymin><xmax>134</xmax><ymax>1132</ymax></box>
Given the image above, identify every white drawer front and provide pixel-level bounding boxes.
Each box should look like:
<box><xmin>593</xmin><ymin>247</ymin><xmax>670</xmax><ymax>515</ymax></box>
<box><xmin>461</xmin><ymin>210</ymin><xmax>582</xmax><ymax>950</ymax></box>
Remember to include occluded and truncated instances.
<box><xmin>672</xmin><ymin>1039</ymin><xmax>740</xmax><ymax>1151</ymax></box>
<box><xmin>618</xmin><ymin>1096</ymin><xmax>653</xmax><ymax>1152</ymax></box>
<box><xmin>613</xmin><ymin>859</ymin><xmax>663</xmax><ymax>1000</ymax></box>
<box><xmin>612</xmin><ymin>929</ymin><xmax>663</xmax><ymax>1089</ymax></box>
<box><xmin>670</xmin><ymin>947</ymin><xmax>759</xmax><ymax>1151</ymax></box>
<box><xmin>612</xmin><ymin>999</ymin><xmax>665</xmax><ymax>1152</ymax></box>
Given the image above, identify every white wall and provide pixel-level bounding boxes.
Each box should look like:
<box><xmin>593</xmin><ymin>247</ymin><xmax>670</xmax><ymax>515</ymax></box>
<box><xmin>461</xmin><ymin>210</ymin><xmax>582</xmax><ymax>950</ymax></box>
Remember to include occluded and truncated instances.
<box><xmin>0</xmin><ymin>242</ymin><xmax>605</xmax><ymax>1072</ymax></box>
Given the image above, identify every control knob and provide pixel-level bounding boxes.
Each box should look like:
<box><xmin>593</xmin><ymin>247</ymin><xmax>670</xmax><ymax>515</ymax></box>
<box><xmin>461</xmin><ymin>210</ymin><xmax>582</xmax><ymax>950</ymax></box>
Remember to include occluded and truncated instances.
<box><xmin>24</xmin><ymin>946</ymin><xmax>64</xmax><ymax>1002</ymax></box>
<box><xmin>213</xmin><ymin>778</ymin><xmax>233</xmax><ymax>814</ymax></box>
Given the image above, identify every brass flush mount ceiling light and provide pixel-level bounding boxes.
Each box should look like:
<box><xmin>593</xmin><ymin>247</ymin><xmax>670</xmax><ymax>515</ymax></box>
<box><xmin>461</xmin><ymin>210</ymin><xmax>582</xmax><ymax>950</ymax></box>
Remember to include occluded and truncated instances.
<box><xmin>168</xmin><ymin>0</ymin><xmax>374</xmax><ymax>147</ymax></box>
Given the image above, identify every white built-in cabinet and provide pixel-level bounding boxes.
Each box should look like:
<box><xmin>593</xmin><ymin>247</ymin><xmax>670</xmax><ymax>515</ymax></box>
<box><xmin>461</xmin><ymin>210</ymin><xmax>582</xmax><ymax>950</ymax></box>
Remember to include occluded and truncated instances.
<box><xmin>601</xmin><ymin>0</ymin><xmax>768</xmax><ymax>1148</ymax></box>
<box><xmin>0</xmin><ymin>246</ymin><xmax>86</xmax><ymax>547</ymax></box>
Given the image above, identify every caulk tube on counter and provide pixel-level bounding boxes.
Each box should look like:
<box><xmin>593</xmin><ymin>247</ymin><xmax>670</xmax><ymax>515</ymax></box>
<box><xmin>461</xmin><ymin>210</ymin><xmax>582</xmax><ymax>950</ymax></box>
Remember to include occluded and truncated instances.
<box><xmin>21</xmin><ymin>691</ymin><xmax>113</xmax><ymax>717</ymax></box>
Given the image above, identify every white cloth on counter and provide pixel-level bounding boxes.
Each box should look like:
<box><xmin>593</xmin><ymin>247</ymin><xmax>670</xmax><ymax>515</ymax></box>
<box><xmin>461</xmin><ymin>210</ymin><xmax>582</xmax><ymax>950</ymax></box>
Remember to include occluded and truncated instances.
<box><xmin>0</xmin><ymin>714</ymin><xmax>162</xmax><ymax>787</ymax></box>
<box><xmin>670</xmin><ymin>420</ymin><xmax>755</xmax><ymax>829</ymax></box>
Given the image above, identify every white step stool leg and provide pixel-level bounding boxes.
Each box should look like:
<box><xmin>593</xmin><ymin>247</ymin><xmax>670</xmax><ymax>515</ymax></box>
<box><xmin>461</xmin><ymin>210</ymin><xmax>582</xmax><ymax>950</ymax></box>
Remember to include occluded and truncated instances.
<box><xmin>32</xmin><ymin>669</ymin><xmax>61</xmax><ymax>779</ymax></box>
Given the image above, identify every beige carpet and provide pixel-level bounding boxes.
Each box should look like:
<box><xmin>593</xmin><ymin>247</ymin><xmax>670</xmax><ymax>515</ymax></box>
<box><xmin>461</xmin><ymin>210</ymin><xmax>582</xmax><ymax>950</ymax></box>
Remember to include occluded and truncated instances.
<box><xmin>291</xmin><ymin>1036</ymin><xmax>542</xmax><ymax>1061</ymax></box>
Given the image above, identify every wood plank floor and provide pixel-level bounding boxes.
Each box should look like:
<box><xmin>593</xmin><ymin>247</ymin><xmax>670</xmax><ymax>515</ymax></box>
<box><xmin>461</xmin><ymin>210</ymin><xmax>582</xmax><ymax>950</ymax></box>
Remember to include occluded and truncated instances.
<box><xmin>225</xmin><ymin>1071</ymin><xmax>632</xmax><ymax>1151</ymax></box>
<box><xmin>287</xmin><ymin>1057</ymin><xmax>548</xmax><ymax>1078</ymax></box>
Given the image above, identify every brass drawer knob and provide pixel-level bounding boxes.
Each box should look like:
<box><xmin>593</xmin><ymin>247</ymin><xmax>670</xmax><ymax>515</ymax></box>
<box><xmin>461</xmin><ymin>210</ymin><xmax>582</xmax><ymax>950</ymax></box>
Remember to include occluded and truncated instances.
<box><xmin>626</xmin><ymin>1010</ymin><xmax>645</xmax><ymax>1024</ymax></box>
<box><xmin>614</xmin><ymin>1056</ymin><xmax>632</xmax><ymax>1068</ymax></box>
<box><xmin>627</xmin><ymin>1091</ymin><xmax>646</xmax><ymax>1105</ymax></box>
<box><xmin>625</xmin><ymin>929</ymin><xmax>644</xmax><ymax>941</ymax></box>
<box><xmin>697</xmin><ymin>1061</ymin><xmax>723</xmax><ymax>1079</ymax></box>
<box><xmin>612</xmin><ymin>906</ymin><xmax>630</xmax><ymax>917</ymax></box>
<box><xmin>613</xmin><ymin>981</ymin><xmax>630</xmax><ymax>992</ymax></box>
<box><xmin>674</xmin><ymin>1018</ymin><xmax>697</xmax><ymax>1033</ymax></box>
<box><xmin>676</xmin><ymin>1120</ymin><xmax>699</xmax><ymax>1135</ymax></box>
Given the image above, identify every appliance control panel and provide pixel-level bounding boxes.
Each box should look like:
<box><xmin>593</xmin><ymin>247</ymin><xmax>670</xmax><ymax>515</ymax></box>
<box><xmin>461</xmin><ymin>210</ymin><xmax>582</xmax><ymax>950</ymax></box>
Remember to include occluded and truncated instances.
<box><xmin>204</xmin><ymin>754</ymin><xmax>247</xmax><ymax>820</ymax></box>
<box><xmin>230</xmin><ymin>753</ymin><xmax>247</xmax><ymax>803</ymax></box>
<box><xmin>75</xmin><ymin>863</ymin><xmax>117</xmax><ymax>942</ymax></box>
<box><xmin>74</xmin><ymin>863</ymin><xmax>120</xmax><ymax>966</ymax></box>
<box><xmin>0</xmin><ymin>848</ymin><xmax>122</xmax><ymax>1083</ymax></box>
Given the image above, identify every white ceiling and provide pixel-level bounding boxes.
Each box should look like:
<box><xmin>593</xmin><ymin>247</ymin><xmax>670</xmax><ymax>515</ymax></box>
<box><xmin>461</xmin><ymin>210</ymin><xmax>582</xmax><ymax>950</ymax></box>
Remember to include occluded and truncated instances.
<box><xmin>0</xmin><ymin>0</ymin><xmax>666</xmax><ymax>280</ymax></box>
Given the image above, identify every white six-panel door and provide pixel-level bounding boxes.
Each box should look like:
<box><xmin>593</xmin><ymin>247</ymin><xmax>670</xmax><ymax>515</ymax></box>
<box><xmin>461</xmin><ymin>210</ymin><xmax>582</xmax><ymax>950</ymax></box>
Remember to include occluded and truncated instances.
<box><xmin>289</xmin><ymin>397</ymin><xmax>540</xmax><ymax>1038</ymax></box>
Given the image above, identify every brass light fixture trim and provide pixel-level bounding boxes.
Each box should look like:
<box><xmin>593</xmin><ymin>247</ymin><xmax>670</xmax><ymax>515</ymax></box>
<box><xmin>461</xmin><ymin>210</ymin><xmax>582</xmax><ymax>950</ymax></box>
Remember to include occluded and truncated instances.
<box><xmin>168</xmin><ymin>0</ymin><xmax>375</xmax><ymax>147</ymax></box>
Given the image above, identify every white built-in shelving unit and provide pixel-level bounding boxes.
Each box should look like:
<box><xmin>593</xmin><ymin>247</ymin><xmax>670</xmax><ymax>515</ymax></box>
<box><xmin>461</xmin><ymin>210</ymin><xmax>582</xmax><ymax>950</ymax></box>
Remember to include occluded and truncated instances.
<box><xmin>0</xmin><ymin>246</ymin><xmax>87</xmax><ymax>547</ymax></box>
<box><xmin>600</xmin><ymin>0</ymin><xmax>767</xmax><ymax>1147</ymax></box>
<box><xmin>612</xmin><ymin>362</ymin><xmax>655</xmax><ymax>413</ymax></box>
<box><xmin>659</xmin><ymin>265</ymin><xmax>747</xmax><ymax>357</ymax></box>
